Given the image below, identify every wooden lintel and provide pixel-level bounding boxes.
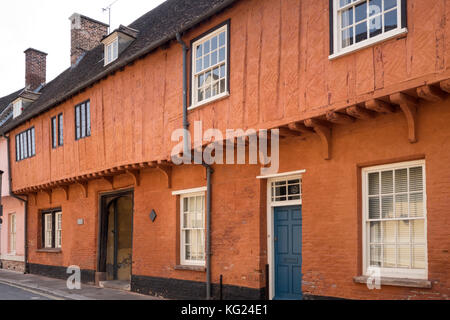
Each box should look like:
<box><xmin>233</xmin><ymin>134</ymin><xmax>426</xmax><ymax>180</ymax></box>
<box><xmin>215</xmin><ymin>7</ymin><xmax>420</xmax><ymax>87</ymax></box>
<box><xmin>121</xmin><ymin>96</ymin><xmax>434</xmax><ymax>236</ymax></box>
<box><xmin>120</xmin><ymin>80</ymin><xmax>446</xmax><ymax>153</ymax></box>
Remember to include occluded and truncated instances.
<box><xmin>304</xmin><ymin>119</ymin><xmax>332</xmax><ymax>160</ymax></box>
<box><xmin>440</xmin><ymin>79</ymin><xmax>450</xmax><ymax>93</ymax></box>
<box><xmin>288</xmin><ymin>122</ymin><xmax>314</xmax><ymax>134</ymax></box>
<box><xmin>126</xmin><ymin>170</ymin><xmax>141</xmax><ymax>186</ymax></box>
<box><xmin>417</xmin><ymin>85</ymin><xmax>447</xmax><ymax>102</ymax></box>
<box><xmin>326</xmin><ymin>111</ymin><xmax>355</xmax><ymax>125</ymax></box>
<box><xmin>157</xmin><ymin>164</ymin><xmax>172</xmax><ymax>189</ymax></box>
<box><xmin>365</xmin><ymin>99</ymin><xmax>395</xmax><ymax>114</ymax></box>
<box><xmin>346</xmin><ymin>105</ymin><xmax>376</xmax><ymax>120</ymax></box>
<box><xmin>390</xmin><ymin>93</ymin><xmax>418</xmax><ymax>143</ymax></box>
<box><xmin>76</xmin><ymin>182</ymin><xmax>89</xmax><ymax>198</ymax></box>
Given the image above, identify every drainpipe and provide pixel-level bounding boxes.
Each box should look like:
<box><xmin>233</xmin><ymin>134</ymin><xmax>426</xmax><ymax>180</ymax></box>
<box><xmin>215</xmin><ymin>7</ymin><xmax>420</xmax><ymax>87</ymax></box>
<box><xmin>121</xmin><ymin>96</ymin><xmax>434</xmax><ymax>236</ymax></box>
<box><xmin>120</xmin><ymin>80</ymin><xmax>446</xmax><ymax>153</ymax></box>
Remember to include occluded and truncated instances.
<box><xmin>176</xmin><ymin>33</ymin><xmax>190</xmax><ymax>157</ymax></box>
<box><xmin>177</xmin><ymin>32</ymin><xmax>214</xmax><ymax>300</ymax></box>
<box><xmin>3</xmin><ymin>134</ymin><xmax>29</xmax><ymax>274</ymax></box>
<box><xmin>202</xmin><ymin>163</ymin><xmax>214</xmax><ymax>300</ymax></box>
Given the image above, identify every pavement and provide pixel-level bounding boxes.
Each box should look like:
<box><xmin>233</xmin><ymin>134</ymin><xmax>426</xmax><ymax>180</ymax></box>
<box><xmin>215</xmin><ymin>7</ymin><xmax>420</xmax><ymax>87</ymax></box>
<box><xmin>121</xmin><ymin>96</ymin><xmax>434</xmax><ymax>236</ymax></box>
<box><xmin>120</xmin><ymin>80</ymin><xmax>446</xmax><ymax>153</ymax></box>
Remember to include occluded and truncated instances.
<box><xmin>0</xmin><ymin>269</ymin><xmax>161</xmax><ymax>300</ymax></box>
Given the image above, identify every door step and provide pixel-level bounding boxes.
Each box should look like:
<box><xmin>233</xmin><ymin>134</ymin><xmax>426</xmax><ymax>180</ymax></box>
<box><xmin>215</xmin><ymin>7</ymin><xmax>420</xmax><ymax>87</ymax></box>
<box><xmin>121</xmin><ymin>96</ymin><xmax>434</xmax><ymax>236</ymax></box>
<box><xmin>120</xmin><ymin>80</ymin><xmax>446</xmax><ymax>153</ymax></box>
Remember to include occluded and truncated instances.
<box><xmin>99</xmin><ymin>280</ymin><xmax>131</xmax><ymax>292</ymax></box>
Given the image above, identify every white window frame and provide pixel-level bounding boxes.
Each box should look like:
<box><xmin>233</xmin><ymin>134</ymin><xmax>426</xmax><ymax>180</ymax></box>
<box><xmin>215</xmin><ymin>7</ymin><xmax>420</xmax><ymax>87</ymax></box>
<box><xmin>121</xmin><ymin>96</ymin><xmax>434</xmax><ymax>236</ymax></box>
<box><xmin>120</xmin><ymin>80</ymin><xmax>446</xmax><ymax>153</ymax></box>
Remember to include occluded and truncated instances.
<box><xmin>104</xmin><ymin>37</ymin><xmax>119</xmax><ymax>66</ymax></box>
<box><xmin>330</xmin><ymin>0</ymin><xmax>408</xmax><ymax>59</ymax></box>
<box><xmin>362</xmin><ymin>160</ymin><xmax>428</xmax><ymax>280</ymax></box>
<box><xmin>43</xmin><ymin>210</ymin><xmax>62</xmax><ymax>249</ymax></box>
<box><xmin>44</xmin><ymin>213</ymin><xmax>53</xmax><ymax>249</ymax></box>
<box><xmin>190</xmin><ymin>24</ymin><xmax>229</xmax><ymax>110</ymax></box>
<box><xmin>9</xmin><ymin>213</ymin><xmax>16</xmax><ymax>254</ymax></box>
<box><xmin>55</xmin><ymin>212</ymin><xmax>62</xmax><ymax>249</ymax></box>
<box><xmin>179</xmin><ymin>191</ymin><xmax>206</xmax><ymax>266</ymax></box>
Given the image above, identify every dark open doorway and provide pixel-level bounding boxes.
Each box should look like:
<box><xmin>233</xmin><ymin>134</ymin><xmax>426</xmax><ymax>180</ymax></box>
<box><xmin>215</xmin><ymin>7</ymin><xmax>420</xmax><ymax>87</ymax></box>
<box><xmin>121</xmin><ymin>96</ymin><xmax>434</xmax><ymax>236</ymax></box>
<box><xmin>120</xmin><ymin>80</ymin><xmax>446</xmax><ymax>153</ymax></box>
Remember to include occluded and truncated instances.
<box><xmin>98</xmin><ymin>190</ymin><xmax>134</xmax><ymax>282</ymax></box>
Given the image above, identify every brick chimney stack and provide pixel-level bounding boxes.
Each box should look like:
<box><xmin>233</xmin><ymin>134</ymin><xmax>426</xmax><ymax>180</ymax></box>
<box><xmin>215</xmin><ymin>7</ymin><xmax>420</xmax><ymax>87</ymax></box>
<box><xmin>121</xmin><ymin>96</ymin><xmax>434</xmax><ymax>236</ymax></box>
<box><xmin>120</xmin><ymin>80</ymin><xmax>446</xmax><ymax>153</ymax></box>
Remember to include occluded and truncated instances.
<box><xmin>69</xmin><ymin>13</ymin><xmax>109</xmax><ymax>66</ymax></box>
<box><xmin>24</xmin><ymin>48</ymin><xmax>47</xmax><ymax>92</ymax></box>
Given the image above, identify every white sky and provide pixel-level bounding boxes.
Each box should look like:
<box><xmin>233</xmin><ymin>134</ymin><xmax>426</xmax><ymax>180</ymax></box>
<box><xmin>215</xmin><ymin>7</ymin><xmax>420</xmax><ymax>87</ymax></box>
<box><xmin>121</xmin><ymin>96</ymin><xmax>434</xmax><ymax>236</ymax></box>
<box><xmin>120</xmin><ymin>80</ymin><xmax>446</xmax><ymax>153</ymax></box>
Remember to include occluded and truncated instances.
<box><xmin>0</xmin><ymin>0</ymin><xmax>166</xmax><ymax>97</ymax></box>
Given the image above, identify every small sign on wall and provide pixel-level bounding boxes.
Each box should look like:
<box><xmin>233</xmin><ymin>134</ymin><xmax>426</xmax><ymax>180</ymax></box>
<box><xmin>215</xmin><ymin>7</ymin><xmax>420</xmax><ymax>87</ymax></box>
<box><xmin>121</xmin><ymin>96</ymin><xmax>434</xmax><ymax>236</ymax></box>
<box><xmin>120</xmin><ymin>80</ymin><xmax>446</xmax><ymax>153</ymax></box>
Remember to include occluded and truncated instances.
<box><xmin>77</xmin><ymin>219</ymin><xmax>84</xmax><ymax>225</ymax></box>
<box><xmin>150</xmin><ymin>210</ymin><xmax>157</xmax><ymax>223</ymax></box>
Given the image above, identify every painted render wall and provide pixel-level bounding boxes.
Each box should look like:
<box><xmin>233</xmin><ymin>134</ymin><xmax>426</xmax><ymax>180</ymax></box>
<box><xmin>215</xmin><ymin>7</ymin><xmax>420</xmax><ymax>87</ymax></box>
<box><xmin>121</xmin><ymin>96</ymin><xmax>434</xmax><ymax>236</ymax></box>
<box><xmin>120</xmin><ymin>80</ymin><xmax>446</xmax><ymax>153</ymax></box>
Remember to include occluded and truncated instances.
<box><xmin>0</xmin><ymin>136</ymin><xmax>25</xmax><ymax>268</ymax></box>
<box><xmin>9</xmin><ymin>0</ymin><xmax>450</xmax><ymax>191</ymax></box>
<box><xmin>27</xmin><ymin>96</ymin><xmax>450</xmax><ymax>299</ymax></box>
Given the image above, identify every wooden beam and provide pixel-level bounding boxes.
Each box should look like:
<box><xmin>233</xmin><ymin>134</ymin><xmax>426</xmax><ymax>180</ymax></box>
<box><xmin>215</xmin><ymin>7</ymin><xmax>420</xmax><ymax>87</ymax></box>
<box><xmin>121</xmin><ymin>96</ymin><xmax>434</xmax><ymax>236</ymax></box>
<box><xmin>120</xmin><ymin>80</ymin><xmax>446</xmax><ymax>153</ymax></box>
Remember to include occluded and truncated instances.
<box><xmin>365</xmin><ymin>99</ymin><xmax>395</xmax><ymax>113</ymax></box>
<box><xmin>304</xmin><ymin>119</ymin><xmax>332</xmax><ymax>160</ymax></box>
<box><xmin>346</xmin><ymin>105</ymin><xmax>376</xmax><ymax>120</ymax></box>
<box><xmin>417</xmin><ymin>85</ymin><xmax>447</xmax><ymax>102</ymax></box>
<box><xmin>390</xmin><ymin>93</ymin><xmax>418</xmax><ymax>143</ymax></box>
<box><xmin>326</xmin><ymin>111</ymin><xmax>355</xmax><ymax>125</ymax></box>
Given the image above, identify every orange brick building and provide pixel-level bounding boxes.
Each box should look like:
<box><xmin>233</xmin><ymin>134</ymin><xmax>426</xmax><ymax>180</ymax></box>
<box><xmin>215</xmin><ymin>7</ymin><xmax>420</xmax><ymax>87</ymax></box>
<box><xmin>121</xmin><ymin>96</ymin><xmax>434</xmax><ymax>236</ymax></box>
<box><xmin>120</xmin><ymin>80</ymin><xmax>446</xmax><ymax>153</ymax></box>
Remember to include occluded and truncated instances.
<box><xmin>0</xmin><ymin>0</ymin><xmax>449</xmax><ymax>299</ymax></box>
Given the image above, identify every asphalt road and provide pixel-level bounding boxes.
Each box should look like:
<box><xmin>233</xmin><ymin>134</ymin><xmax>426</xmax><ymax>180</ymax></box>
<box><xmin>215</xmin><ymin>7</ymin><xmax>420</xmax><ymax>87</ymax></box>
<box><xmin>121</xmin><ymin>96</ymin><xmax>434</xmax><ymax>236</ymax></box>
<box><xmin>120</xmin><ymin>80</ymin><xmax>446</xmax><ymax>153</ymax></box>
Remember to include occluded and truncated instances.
<box><xmin>0</xmin><ymin>282</ymin><xmax>55</xmax><ymax>300</ymax></box>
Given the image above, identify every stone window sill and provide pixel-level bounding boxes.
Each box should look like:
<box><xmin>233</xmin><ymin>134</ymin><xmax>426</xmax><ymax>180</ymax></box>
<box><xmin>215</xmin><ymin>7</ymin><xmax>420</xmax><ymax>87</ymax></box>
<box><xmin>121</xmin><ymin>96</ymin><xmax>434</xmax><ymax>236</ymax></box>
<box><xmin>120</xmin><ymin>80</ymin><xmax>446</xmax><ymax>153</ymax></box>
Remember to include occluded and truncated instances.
<box><xmin>174</xmin><ymin>265</ymin><xmax>206</xmax><ymax>272</ymax></box>
<box><xmin>353</xmin><ymin>276</ymin><xmax>432</xmax><ymax>289</ymax></box>
<box><xmin>36</xmin><ymin>249</ymin><xmax>62</xmax><ymax>254</ymax></box>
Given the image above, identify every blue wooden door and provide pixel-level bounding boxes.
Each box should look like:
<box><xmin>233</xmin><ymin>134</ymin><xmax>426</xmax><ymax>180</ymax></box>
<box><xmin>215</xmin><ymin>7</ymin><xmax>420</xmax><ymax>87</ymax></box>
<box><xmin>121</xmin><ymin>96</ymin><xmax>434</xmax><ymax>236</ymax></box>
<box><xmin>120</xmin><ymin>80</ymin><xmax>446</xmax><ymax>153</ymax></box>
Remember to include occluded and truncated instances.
<box><xmin>274</xmin><ymin>206</ymin><xmax>302</xmax><ymax>300</ymax></box>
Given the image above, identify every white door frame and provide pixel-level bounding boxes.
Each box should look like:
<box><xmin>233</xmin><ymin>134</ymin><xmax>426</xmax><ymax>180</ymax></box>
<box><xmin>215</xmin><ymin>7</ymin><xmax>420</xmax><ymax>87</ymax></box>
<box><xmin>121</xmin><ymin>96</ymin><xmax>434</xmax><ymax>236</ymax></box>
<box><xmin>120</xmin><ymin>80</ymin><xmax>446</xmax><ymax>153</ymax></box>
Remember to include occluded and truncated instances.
<box><xmin>265</xmin><ymin>174</ymin><xmax>303</xmax><ymax>300</ymax></box>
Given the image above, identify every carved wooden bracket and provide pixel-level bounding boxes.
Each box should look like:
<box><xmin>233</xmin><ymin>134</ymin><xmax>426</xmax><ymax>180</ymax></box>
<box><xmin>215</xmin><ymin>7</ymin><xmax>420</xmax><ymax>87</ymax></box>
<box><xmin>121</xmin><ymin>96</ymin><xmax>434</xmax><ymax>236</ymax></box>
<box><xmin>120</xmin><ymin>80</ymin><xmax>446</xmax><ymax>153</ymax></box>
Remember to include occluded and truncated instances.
<box><xmin>365</xmin><ymin>99</ymin><xmax>395</xmax><ymax>114</ymax></box>
<box><xmin>304</xmin><ymin>119</ymin><xmax>332</xmax><ymax>160</ymax></box>
<box><xmin>326</xmin><ymin>111</ymin><xmax>355</xmax><ymax>125</ymax></box>
<box><xmin>288</xmin><ymin>122</ymin><xmax>314</xmax><ymax>134</ymax></box>
<box><xmin>126</xmin><ymin>170</ymin><xmax>141</xmax><ymax>186</ymax></box>
<box><xmin>102</xmin><ymin>176</ymin><xmax>114</xmax><ymax>188</ymax></box>
<box><xmin>390</xmin><ymin>93</ymin><xmax>418</xmax><ymax>144</ymax></box>
<box><xmin>76</xmin><ymin>182</ymin><xmax>89</xmax><ymax>198</ymax></box>
<box><xmin>417</xmin><ymin>85</ymin><xmax>447</xmax><ymax>102</ymax></box>
<box><xmin>346</xmin><ymin>105</ymin><xmax>376</xmax><ymax>120</ymax></box>
<box><xmin>440</xmin><ymin>79</ymin><xmax>450</xmax><ymax>93</ymax></box>
<box><xmin>42</xmin><ymin>190</ymin><xmax>52</xmax><ymax>204</ymax></box>
<box><xmin>30</xmin><ymin>192</ymin><xmax>38</xmax><ymax>206</ymax></box>
<box><xmin>59</xmin><ymin>186</ymin><xmax>69</xmax><ymax>201</ymax></box>
<box><xmin>278</xmin><ymin>127</ymin><xmax>302</xmax><ymax>138</ymax></box>
<box><xmin>157</xmin><ymin>163</ymin><xmax>172</xmax><ymax>189</ymax></box>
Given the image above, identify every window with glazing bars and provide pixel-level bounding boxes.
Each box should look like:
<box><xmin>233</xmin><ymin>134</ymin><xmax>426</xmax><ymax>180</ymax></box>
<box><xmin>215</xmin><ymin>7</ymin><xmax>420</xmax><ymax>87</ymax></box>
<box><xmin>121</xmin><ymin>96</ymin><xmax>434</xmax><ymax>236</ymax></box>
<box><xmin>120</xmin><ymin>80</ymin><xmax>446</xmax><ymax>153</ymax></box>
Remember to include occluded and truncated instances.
<box><xmin>51</xmin><ymin>113</ymin><xmax>64</xmax><ymax>148</ymax></box>
<box><xmin>15</xmin><ymin>127</ymin><xmax>35</xmax><ymax>161</ymax></box>
<box><xmin>331</xmin><ymin>0</ymin><xmax>406</xmax><ymax>55</ymax></box>
<box><xmin>363</xmin><ymin>161</ymin><xmax>427</xmax><ymax>278</ymax></box>
<box><xmin>191</xmin><ymin>22</ymin><xmax>229</xmax><ymax>108</ymax></box>
<box><xmin>75</xmin><ymin>100</ymin><xmax>91</xmax><ymax>140</ymax></box>
<box><xmin>180</xmin><ymin>193</ymin><xmax>205</xmax><ymax>266</ymax></box>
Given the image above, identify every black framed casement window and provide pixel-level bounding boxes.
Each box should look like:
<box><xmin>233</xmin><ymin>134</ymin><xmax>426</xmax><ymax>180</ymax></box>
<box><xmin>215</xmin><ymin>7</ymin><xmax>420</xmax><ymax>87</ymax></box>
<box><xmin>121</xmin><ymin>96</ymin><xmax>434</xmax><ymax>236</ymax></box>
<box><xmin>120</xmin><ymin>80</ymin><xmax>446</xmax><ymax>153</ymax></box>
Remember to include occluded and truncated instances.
<box><xmin>75</xmin><ymin>100</ymin><xmax>91</xmax><ymax>140</ymax></box>
<box><xmin>42</xmin><ymin>209</ymin><xmax>62</xmax><ymax>249</ymax></box>
<box><xmin>15</xmin><ymin>127</ymin><xmax>36</xmax><ymax>161</ymax></box>
<box><xmin>51</xmin><ymin>113</ymin><xmax>64</xmax><ymax>148</ymax></box>
<box><xmin>329</xmin><ymin>0</ymin><xmax>407</xmax><ymax>58</ymax></box>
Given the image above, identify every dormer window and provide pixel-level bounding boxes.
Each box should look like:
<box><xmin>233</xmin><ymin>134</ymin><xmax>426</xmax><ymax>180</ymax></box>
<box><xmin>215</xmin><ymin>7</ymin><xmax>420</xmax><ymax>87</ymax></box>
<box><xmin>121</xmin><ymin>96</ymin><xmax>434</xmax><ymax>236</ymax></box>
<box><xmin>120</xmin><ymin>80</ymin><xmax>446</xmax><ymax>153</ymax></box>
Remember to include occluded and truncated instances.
<box><xmin>105</xmin><ymin>38</ymin><xmax>119</xmax><ymax>65</ymax></box>
<box><xmin>11</xmin><ymin>90</ymin><xmax>40</xmax><ymax>119</ymax></box>
<box><xmin>102</xmin><ymin>25</ymin><xmax>138</xmax><ymax>66</ymax></box>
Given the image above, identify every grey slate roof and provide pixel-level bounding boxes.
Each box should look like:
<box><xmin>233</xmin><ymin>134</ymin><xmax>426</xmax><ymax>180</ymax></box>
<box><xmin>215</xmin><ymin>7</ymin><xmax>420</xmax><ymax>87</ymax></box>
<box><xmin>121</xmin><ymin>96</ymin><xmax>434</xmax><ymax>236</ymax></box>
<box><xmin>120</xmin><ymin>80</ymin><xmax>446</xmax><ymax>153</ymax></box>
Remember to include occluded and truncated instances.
<box><xmin>0</xmin><ymin>0</ymin><xmax>237</xmax><ymax>135</ymax></box>
<box><xmin>0</xmin><ymin>88</ymin><xmax>23</xmax><ymax>114</ymax></box>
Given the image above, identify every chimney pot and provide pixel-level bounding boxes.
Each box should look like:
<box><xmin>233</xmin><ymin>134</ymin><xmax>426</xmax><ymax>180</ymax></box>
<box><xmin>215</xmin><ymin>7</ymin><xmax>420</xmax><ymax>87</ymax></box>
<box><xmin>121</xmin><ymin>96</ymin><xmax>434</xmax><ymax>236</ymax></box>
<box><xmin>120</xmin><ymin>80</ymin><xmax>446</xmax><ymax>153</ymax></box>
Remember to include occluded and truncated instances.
<box><xmin>24</xmin><ymin>48</ymin><xmax>47</xmax><ymax>92</ymax></box>
<box><xmin>69</xmin><ymin>13</ymin><xmax>109</xmax><ymax>66</ymax></box>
